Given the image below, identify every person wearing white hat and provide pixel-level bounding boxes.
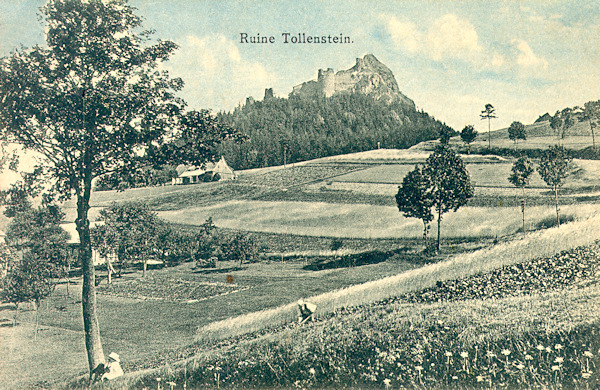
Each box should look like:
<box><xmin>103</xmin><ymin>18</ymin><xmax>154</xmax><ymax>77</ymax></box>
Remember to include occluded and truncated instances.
<box><xmin>297</xmin><ymin>299</ymin><xmax>317</xmax><ymax>323</ymax></box>
<box><xmin>101</xmin><ymin>352</ymin><xmax>124</xmax><ymax>381</ymax></box>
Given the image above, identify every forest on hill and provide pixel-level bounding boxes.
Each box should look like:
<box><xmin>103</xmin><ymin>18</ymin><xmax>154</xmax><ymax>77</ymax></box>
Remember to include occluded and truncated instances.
<box><xmin>216</xmin><ymin>93</ymin><xmax>452</xmax><ymax>170</ymax></box>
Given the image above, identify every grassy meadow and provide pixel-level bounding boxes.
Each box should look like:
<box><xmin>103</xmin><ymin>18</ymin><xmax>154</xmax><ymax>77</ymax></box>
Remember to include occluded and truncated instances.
<box><xmin>3</xmin><ymin>131</ymin><xmax>600</xmax><ymax>389</ymax></box>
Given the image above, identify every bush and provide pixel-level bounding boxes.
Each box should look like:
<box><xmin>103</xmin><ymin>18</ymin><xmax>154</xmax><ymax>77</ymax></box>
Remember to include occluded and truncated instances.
<box><xmin>221</xmin><ymin>232</ymin><xmax>260</xmax><ymax>265</ymax></box>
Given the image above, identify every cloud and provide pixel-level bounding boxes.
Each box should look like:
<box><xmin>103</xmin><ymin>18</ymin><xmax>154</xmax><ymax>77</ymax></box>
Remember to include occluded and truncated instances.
<box><xmin>164</xmin><ymin>34</ymin><xmax>276</xmax><ymax>111</ymax></box>
<box><xmin>426</xmin><ymin>14</ymin><xmax>482</xmax><ymax>62</ymax></box>
<box><xmin>381</xmin><ymin>14</ymin><xmax>501</xmax><ymax>70</ymax></box>
<box><xmin>512</xmin><ymin>39</ymin><xmax>548</xmax><ymax>72</ymax></box>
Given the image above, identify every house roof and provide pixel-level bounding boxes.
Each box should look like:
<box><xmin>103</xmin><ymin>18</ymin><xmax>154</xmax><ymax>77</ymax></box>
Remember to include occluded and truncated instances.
<box><xmin>179</xmin><ymin>168</ymin><xmax>206</xmax><ymax>177</ymax></box>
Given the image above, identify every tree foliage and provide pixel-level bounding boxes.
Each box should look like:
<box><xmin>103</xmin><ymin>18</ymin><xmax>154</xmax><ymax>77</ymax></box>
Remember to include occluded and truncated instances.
<box><xmin>480</xmin><ymin>104</ymin><xmax>497</xmax><ymax>149</ymax></box>
<box><xmin>508</xmin><ymin>121</ymin><xmax>526</xmax><ymax>145</ymax></box>
<box><xmin>217</xmin><ymin>94</ymin><xmax>452</xmax><ymax>169</ymax></box>
<box><xmin>424</xmin><ymin>144</ymin><xmax>474</xmax><ymax>251</ymax></box>
<box><xmin>460</xmin><ymin>125</ymin><xmax>477</xmax><ymax>154</ymax></box>
<box><xmin>0</xmin><ymin>0</ymin><xmax>241</xmax><ymax>375</ymax></box>
<box><xmin>508</xmin><ymin>156</ymin><xmax>534</xmax><ymax>189</ymax></box>
<box><xmin>508</xmin><ymin>156</ymin><xmax>535</xmax><ymax>233</ymax></box>
<box><xmin>537</xmin><ymin>145</ymin><xmax>572</xmax><ymax>226</ymax></box>
<box><xmin>396</xmin><ymin>165</ymin><xmax>434</xmax><ymax>242</ymax></box>
<box><xmin>92</xmin><ymin>202</ymin><xmax>162</xmax><ymax>277</ymax></box>
<box><xmin>550</xmin><ymin>108</ymin><xmax>575</xmax><ymax>140</ymax></box>
<box><xmin>578</xmin><ymin>100</ymin><xmax>600</xmax><ymax>150</ymax></box>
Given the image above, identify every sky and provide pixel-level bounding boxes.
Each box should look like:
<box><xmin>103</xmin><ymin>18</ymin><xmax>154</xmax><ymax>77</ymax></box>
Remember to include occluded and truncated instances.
<box><xmin>1</xmin><ymin>0</ymin><xmax>600</xmax><ymax>132</ymax></box>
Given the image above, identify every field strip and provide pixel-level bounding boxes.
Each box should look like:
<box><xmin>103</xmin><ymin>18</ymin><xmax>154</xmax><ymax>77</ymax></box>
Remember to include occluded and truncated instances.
<box><xmin>196</xmin><ymin>214</ymin><xmax>600</xmax><ymax>341</ymax></box>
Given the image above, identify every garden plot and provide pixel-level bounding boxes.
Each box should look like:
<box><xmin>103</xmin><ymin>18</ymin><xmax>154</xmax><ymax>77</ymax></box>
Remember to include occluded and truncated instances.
<box><xmin>97</xmin><ymin>275</ymin><xmax>247</xmax><ymax>302</ymax></box>
<box><xmin>158</xmin><ymin>200</ymin><xmax>600</xmax><ymax>239</ymax></box>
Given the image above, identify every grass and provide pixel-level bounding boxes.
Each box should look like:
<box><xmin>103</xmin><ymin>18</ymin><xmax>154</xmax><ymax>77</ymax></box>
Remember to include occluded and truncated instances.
<box><xmin>92</xmin><ymin>245</ymin><xmax>600</xmax><ymax>389</ymax></box>
<box><xmin>192</xmin><ymin>213</ymin><xmax>600</xmax><ymax>345</ymax></box>
<box><xmin>159</xmin><ymin>200</ymin><xmax>599</xmax><ymax>239</ymax></box>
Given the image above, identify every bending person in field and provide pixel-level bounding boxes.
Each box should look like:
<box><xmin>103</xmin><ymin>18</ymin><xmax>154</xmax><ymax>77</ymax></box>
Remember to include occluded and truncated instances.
<box><xmin>101</xmin><ymin>352</ymin><xmax>124</xmax><ymax>381</ymax></box>
<box><xmin>297</xmin><ymin>299</ymin><xmax>317</xmax><ymax>323</ymax></box>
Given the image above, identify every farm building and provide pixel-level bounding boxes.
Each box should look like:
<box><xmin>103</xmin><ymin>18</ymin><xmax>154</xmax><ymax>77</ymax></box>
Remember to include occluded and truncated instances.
<box><xmin>172</xmin><ymin>156</ymin><xmax>236</xmax><ymax>185</ymax></box>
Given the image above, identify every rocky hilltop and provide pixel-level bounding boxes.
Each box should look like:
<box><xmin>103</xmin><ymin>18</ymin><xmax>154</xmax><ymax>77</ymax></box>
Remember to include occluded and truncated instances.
<box><xmin>290</xmin><ymin>54</ymin><xmax>415</xmax><ymax>109</ymax></box>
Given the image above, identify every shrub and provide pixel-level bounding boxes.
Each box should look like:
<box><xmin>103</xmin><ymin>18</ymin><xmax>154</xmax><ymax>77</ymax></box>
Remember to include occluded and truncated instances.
<box><xmin>221</xmin><ymin>233</ymin><xmax>260</xmax><ymax>266</ymax></box>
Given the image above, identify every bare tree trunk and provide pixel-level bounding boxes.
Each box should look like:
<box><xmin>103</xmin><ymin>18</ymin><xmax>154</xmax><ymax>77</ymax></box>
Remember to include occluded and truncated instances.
<box><xmin>143</xmin><ymin>258</ymin><xmax>147</xmax><ymax>277</ymax></box>
<box><xmin>34</xmin><ymin>300</ymin><xmax>39</xmax><ymax>341</ymax></box>
<box><xmin>488</xmin><ymin>119</ymin><xmax>491</xmax><ymax>150</ymax></box>
<box><xmin>437</xmin><ymin>207</ymin><xmax>442</xmax><ymax>252</ymax></box>
<box><xmin>554</xmin><ymin>185</ymin><xmax>560</xmax><ymax>227</ymax></box>
<box><xmin>521</xmin><ymin>187</ymin><xmax>526</xmax><ymax>233</ymax></box>
<box><xmin>77</xmin><ymin>173</ymin><xmax>105</xmax><ymax>377</ymax></box>
<box><xmin>13</xmin><ymin>303</ymin><xmax>19</xmax><ymax>327</ymax></box>
<box><xmin>66</xmin><ymin>262</ymin><xmax>71</xmax><ymax>298</ymax></box>
<box><xmin>106</xmin><ymin>257</ymin><xmax>112</xmax><ymax>285</ymax></box>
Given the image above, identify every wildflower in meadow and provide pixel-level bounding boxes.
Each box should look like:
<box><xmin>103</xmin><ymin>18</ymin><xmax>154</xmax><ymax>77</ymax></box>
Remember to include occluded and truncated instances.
<box><xmin>536</xmin><ymin>345</ymin><xmax>546</xmax><ymax>351</ymax></box>
<box><xmin>516</xmin><ymin>363</ymin><xmax>525</xmax><ymax>370</ymax></box>
<box><xmin>415</xmin><ymin>365</ymin><xmax>423</xmax><ymax>371</ymax></box>
<box><xmin>525</xmin><ymin>354</ymin><xmax>533</xmax><ymax>361</ymax></box>
<box><xmin>383</xmin><ymin>378</ymin><xmax>391</xmax><ymax>388</ymax></box>
<box><xmin>486</xmin><ymin>351</ymin><xmax>496</xmax><ymax>358</ymax></box>
<box><xmin>554</xmin><ymin>344</ymin><xmax>563</xmax><ymax>351</ymax></box>
<box><xmin>460</xmin><ymin>351</ymin><xmax>469</xmax><ymax>359</ymax></box>
<box><xmin>445</xmin><ymin>351</ymin><xmax>453</xmax><ymax>357</ymax></box>
<box><xmin>476</xmin><ymin>375</ymin><xmax>484</xmax><ymax>382</ymax></box>
<box><xmin>551</xmin><ymin>365</ymin><xmax>561</xmax><ymax>371</ymax></box>
<box><xmin>309</xmin><ymin>368</ymin><xmax>316</xmax><ymax>376</ymax></box>
<box><xmin>452</xmin><ymin>376</ymin><xmax>458</xmax><ymax>380</ymax></box>
<box><xmin>501</xmin><ymin>349</ymin><xmax>511</xmax><ymax>356</ymax></box>
<box><xmin>546</xmin><ymin>347</ymin><xmax>552</xmax><ymax>353</ymax></box>
<box><xmin>584</xmin><ymin>351</ymin><xmax>594</xmax><ymax>358</ymax></box>
<box><xmin>554</xmin><ymin>357</ymin><xmax>564</xmax><ymax>364</ymax></box>
<box><xmin>582</xmin><ymin>372</ymin><xmax>592</xmax><ymax>379</ymax></box>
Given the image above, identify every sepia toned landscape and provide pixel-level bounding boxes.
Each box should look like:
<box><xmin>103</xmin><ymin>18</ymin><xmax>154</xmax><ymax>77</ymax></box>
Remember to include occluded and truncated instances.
<box><xmin>1</xmin><ymin>1</ymin><xmax>599</xmax><ymax>389</ymax></box>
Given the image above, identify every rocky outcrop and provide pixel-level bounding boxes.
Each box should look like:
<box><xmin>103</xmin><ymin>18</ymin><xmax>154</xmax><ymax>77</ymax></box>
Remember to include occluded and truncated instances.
<box><xmin>290</xmin><ymin>54</ymin><xmax>415</xmax><ymax>109</ymax></box>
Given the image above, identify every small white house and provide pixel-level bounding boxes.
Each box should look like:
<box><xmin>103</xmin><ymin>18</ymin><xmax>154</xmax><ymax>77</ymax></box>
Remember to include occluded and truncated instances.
<box><xmin>172</xmin><ymin>156</ymin><xmax>236</xmax><ymax>185</ymax></box>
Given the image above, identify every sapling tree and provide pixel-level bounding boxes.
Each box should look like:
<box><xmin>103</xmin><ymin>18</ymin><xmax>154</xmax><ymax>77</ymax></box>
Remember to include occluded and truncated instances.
<box><xmin>480</xmin><ymin>104</ymin><xmax>497</xmax><ymax>149</ymax></box>
<box><xmin>460</xmin><ymin>125</ymin><xmax>477</xmax><ymax>154</ymax></box>
<box><xmin>0</xmin><ymin>0</ymin><xmax>242</xmax><ymax>376</ymax></box>
<box><xmin>424</xmin><ymin>144</ymin><xmax>474</xmax><ymax>251</ymax></box>
<box><xmin>508</xmin><ymin>156</ymin><xmax>534</xmax><ymax>233</ymax></box>
<box><xmin>508</xmin><ymin>121</ymin><xmax>526</xmax><ymax>146</ymax></box>
<box><xmin>92</xmin><ymin>202</ymin><xmax>162</xmax><ymax>278</ymax></box>
<box><xmin>396</xmin><ymin>165</ymin><xmax>434</xmax><ymax>243</ymax></box>
<box><xmin>537</xmin><ymin>145</ymin><xmax>572</xmax><ymax>227</ymax></box>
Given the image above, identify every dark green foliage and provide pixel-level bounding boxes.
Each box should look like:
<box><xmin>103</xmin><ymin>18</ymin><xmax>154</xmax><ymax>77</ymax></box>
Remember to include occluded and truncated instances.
<box><xmin>537</xmin><ymin>145</ymin><xmax>572</xmax><ymax>226</ymax></box>
<box><xmin>221</xmin><ymin>232</ymin><xmax>260</xmax><ymax>266</ymax></box>
<box><xmin>424</xmin><ymin>145</ymin><xmax>474</xmax><ymax>250</ymax></box>
<box><xmin>508</xmin><ymin>156</ymin><xmax>534</xmax><ymax>189</ymax></box>
<box><xmin>0</xmin><ymin>0</ymin><xmax>242</xmax><ymax>373</ymax></box>
<box><xmin>396</xmin><ymin>165</ymin><xmax>434</xmax><ymax>241</ymax></box>
<box><xmin>192</xmin><ymin>218</ymin><xmax>223</xmax><ymax>268</ymax></box>
<box><xmin>550</xmin><ymin>108</ymin><xmax>575</xmax><ymax>140</ymax></box>
<box><xmin>217</xmin><ymin>94</ymin><xmax>451</xmax><ymax>169</ymax></box>
<box><xmin>507</xmin><ymin>121</ymin><xmax>526</xmax><ymax>144</ymax></box>
<box><xmin>537</xmin><ymin>145</ymin><xmax>572</xmax><ymax>188</ymax></box>
<box><xmin>480</xmin><ymin>103</ymin><xmax>497</xmax><ymax>149</ymax></box>
<box><xmin>578</xmin><ymin>100</ymin><xmax>600</xmax><ymax>150</ymax></box>
<box><xmin>95</xmin><ymin>166</ymin><xmax>178</xmax><ymax>191</ymax></box>
<box><xmin>92</xmin><ymin>202</ymin><xmax>162</xmax><ymax>276</ymax></box>
<box><xmin>330</xmin><ymin>238</ymin><xmax>344</xmax><ymax>251</ymax></box>
<box><xmin>459</xmin><ymin>124</ymin><xmax>477</xmax><ymax>154</ymax></box>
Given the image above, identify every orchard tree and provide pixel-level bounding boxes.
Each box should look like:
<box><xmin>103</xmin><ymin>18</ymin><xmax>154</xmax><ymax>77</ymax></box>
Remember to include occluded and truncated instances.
<box><xmin>424</xmin><ymin>144</ymin><xmax>474</xmax><ymax>251</ymax></box>
<box><xmin>508</xmin><ymin>156</ymin><xmax>534</xmax><ymax>233</ymax></box>
<box><xmin>578</xmin><ymin>100</ymin><xmax>600</xmax><ymax>151</ymax></box>
<box><xmin>508</xmin><ymin>121</ymin><xmax>526</xmax><ymax>146</ymax></box>
<box><xmin>460</xmin><ymin>125</ymin><xmax>477</xmax><ymax>154</ymax></box>
<box><xmin>92</xmin><ymin>202</ymin><xmax>162</xmax><ymax>278</ymax></box>
<box><xmin>0</xmin><ymin>0</ymin><xmax>242</xmax><ymax>377</ymax></box>
<box><xmin>480</xmin><ymin>104</ymin><xmax>497</xmax><ymax>149</ymax></box>
<box><xmin>537</xmin><ymin>145</ymin><xmax>572</xmax><ymax>227</ymax></box>
<box><xmin>396</xmin><ymin>165</ymin><xmax>434</xmax><ymax>243</ymax></box>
